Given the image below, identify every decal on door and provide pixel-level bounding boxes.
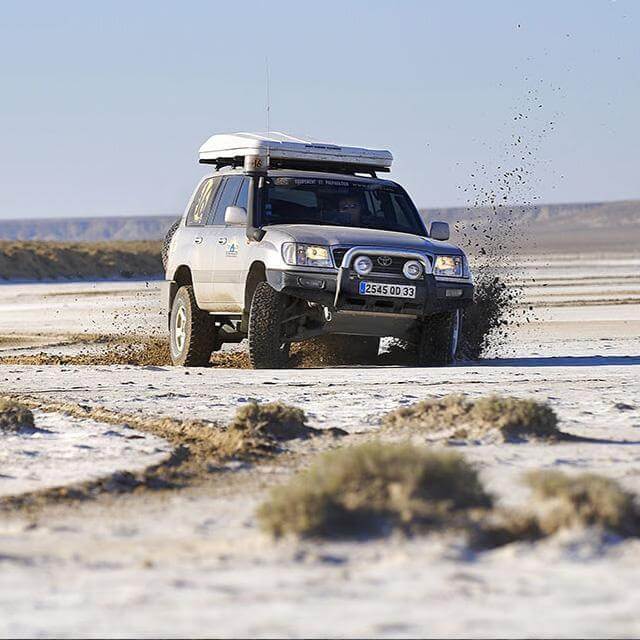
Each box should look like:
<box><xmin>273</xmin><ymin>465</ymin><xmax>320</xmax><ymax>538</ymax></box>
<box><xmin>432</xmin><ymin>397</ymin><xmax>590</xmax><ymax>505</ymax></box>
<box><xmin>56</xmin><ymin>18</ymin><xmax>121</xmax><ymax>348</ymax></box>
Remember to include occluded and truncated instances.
<box><xmin>225</xmin><ymin>241</ymin><xmax>239</xmax><ymax>257</ymax></box>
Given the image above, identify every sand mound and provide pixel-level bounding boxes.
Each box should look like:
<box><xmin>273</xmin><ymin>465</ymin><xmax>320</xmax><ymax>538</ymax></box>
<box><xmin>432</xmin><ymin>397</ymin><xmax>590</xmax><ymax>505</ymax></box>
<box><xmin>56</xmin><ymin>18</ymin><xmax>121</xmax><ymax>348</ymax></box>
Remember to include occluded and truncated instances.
<box><xmin>0</xmin><ymin>399</ymin><xmax>35</xmax><ymax>434</ymax></box>
<box><xmin>0</xmin><ymin>240</ymin><xmax>162</xmax><ymax>281</ymax></box>
<box><xmin>258</xmin><ymin>443</ymin><xmax>491</xmax><ymax>538</ymax></box>
<box><xmin>383</xmin><ymin>394</ymin><xmax>564</xmax><ymax>443</ymax></box>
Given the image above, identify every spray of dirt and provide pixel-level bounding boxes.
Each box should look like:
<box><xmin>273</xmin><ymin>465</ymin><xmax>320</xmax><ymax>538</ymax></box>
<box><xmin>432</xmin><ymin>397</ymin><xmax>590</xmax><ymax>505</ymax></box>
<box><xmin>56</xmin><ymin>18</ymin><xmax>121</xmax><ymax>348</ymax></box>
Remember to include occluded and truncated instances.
<box><xmin>442</xmin><ymin>87</ymin><xmax>562</xmax><ymax>358</ymax></box>
<box><xmin>0</xmin><ymin>334</ymin><xmax>380</xmax><ymax>369</ymax></box>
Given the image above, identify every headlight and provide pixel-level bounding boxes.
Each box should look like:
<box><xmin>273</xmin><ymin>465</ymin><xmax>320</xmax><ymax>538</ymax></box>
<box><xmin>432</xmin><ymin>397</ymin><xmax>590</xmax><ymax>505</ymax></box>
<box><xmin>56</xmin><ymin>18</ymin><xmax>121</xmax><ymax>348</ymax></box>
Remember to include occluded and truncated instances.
<box><xmin>433</xmin><ymin>255</ymin><xmax>464</xmax><ymax>278</ymax></box>
<box><xmin>282</xmin><ymin>243</ymin><xmax>333</xmax><ymax>268</ymax></box>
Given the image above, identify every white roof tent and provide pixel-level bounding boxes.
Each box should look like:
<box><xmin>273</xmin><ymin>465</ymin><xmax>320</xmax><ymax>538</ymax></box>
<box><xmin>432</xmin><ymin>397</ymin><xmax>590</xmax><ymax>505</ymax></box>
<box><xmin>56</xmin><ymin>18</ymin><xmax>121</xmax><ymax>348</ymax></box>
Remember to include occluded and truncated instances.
<box><xmin>198</xmin><ymin>132</ymin><xmax>393</xmax><ymax>176</ymax></box>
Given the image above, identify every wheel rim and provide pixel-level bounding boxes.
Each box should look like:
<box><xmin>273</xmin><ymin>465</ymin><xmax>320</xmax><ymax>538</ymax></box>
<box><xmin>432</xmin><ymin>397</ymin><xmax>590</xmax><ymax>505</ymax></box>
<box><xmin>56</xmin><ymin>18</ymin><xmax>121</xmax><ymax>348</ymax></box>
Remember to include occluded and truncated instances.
<box><xmin>174</xmin><ymin>304</ymin><xmax>187</xmax><ymax>353</ymax></box>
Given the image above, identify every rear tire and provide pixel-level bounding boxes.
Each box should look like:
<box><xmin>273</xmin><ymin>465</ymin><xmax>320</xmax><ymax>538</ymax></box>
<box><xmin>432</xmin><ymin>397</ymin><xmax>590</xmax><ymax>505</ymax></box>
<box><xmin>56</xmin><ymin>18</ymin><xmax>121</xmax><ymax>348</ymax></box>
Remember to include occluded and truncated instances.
<box><xmin>248</xmin><ymin>282</ymin><xmax>292</xmax><ymax>369</ymax></box>
<box><xmin>161</xmin><ymin>219</ymin><xmax>180</xmax><ymax>270</ymax></box>
<box><xmin>169</xmin><ymin>285</ymin><xmax>218</xmax><ymax>366</ymax></box>
<box><xmin>416</xmin><ymin>310</ymin><xmax>460</xmax><ymax>366</ymax></box>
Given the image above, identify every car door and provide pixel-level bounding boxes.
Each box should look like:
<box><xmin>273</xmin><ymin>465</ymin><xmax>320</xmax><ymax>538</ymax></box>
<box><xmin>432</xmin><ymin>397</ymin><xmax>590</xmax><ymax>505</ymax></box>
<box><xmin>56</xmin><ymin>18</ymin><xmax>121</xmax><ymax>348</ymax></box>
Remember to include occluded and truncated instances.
<box><xmin>174</xmin><ymin>176</ymin><xmax>221</xmax><ymax>305</ymax></box>
<box><xmin>209</xmin><ymin>176</ymin><xmax>248</xmax><ymax>312</ymax></box>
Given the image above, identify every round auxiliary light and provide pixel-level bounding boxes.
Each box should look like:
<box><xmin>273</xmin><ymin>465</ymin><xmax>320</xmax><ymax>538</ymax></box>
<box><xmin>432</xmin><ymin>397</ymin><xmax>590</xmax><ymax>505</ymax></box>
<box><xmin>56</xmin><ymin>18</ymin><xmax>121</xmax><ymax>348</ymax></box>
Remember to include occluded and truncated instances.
<box><xmin>403</xmin><ymin>259</ymin><xmax>423</xmax><ymax>280</ymax></box>
<box><xmin>353</xmin><ymin>255</ymin><xmax>373</xmax><ymax>276</ymax></box>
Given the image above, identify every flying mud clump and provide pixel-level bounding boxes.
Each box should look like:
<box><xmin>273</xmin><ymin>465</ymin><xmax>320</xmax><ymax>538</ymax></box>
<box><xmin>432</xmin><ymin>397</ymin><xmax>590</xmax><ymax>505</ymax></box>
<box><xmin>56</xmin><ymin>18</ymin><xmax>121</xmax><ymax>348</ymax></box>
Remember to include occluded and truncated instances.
<box><xmin>382</xmin><ymin>394</ymin><xmax>570</xmax><ymax>443</ymax></box>
<box><xmin>0</xmin><ymin>399</ymin><xmax>36</xmax><ymax>434</ymax></box>
<box><xmin>258</xmin><ymin>443</ymin><xmax>491</xmax><ymax>538</ymax></box>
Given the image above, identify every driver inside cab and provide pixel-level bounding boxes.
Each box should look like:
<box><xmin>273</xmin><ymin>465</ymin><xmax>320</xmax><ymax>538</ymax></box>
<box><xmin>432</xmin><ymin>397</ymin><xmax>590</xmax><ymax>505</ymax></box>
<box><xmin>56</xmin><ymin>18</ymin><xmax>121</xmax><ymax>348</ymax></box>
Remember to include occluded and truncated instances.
<box><xmin>336</xmin><ymin>195</ymin><xmax>362</xmax><ymax>227</ymax></box>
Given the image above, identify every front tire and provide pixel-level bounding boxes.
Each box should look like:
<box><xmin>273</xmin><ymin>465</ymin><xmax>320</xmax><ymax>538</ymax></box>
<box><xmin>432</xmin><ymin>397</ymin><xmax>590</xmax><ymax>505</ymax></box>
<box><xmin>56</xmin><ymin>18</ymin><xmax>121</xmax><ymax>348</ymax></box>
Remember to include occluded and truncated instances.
<box><xmin>169</xmin><ymin>285</ymin><xmax>218</xmax><ymax>366</ymax></box>
<box><xmin>416</xmin><ymin>310</ymin><xmax>461</xmax><ymax>366</ymax></box>
<box><xmin>248</xmin><ymin>282</ymin><xmax>292</xmax><ymax>369</ymax></box>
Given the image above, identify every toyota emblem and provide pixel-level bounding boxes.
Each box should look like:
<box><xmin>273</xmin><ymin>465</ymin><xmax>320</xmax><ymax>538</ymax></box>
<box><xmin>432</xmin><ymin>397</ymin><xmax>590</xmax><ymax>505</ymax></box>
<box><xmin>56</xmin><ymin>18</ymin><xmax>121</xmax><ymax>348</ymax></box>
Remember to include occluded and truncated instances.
<box><xmin>377</xmin><ymin>256</ymin><xmax>392</xmax><ymax>267</ymax></box>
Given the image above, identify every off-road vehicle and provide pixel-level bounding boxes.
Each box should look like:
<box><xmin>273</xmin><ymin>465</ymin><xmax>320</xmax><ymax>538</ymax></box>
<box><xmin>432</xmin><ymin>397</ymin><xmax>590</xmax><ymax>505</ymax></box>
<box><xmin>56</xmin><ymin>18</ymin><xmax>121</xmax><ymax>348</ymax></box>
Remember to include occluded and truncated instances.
<box><xmin>162</xmin><ymin>132</ymin><xmax>473</xmax><ymax>368</ymax></box>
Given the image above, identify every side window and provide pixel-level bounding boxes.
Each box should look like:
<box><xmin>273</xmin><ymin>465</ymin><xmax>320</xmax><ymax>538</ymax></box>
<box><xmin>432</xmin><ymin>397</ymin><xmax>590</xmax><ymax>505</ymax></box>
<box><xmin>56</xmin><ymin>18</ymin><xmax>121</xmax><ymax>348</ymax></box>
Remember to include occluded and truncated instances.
<box><xmin>211</xmin><ymin>176</ymin><xmax>243</xmax><ymax>225</ymax></box>
<box><xmin>185</xmin><ymin>182</ymin><xmax>206</xmax><ymax>226</ymax></box>
<box><xmin>235</xmin><ymin>178</ymin><xmax>250</xmax><ymax>211</ymax></box>
<box><xmin>203</xmin><ymin>176</ymin><xmax>223</xmax><ymax>224</ymax></box>
<box><xmin>186</xmin><ymin>178</ymin><xmax>216</xmax><ymax>226</ymax></box>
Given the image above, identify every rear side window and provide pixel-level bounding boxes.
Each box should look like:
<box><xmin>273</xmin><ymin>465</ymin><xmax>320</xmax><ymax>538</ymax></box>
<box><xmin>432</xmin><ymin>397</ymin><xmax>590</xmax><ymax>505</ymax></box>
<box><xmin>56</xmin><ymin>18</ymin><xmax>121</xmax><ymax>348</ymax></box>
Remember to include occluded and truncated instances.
<box><xmin>210</xmin><ymin>176</ymin><xmax>243</xmax><ymax>225</ymax></box>
<box><xmin>186</xmin><ymin>178</ymin><xmax>220</xmax><ymax>226</ymax></box>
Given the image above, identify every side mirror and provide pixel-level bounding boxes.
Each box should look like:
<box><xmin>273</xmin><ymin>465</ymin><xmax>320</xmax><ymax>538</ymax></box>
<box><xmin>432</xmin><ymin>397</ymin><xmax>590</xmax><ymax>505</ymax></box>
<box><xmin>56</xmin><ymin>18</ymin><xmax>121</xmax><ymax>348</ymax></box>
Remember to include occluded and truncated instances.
<box><xmin>225</xmin><ymin>206</ymin><xmax>247</xmax><ymax>225</ymax></box>
<box><xmin>429</xmin><ymin>221</ymin><xmax>450</xmax><ymax>241</ymax></box>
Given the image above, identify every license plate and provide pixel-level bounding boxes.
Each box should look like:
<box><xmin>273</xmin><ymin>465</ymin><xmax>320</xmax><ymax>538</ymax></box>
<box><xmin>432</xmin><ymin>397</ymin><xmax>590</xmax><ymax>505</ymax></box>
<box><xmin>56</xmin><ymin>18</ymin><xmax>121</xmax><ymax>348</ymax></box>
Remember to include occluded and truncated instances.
<box><xmin>358</xmin><ymin>281</ymin><xmax>416</xmax><ymax>299</ymax></box>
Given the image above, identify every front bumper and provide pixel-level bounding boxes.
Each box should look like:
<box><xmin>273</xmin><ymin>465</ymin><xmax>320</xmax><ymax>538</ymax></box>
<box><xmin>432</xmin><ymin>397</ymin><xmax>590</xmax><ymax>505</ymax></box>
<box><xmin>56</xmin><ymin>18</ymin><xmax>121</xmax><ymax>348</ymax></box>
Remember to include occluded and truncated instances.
<box><xmin>266</xmin><ymin>268</ymin><xmax>473</xmax><ymax>317</ymax></box>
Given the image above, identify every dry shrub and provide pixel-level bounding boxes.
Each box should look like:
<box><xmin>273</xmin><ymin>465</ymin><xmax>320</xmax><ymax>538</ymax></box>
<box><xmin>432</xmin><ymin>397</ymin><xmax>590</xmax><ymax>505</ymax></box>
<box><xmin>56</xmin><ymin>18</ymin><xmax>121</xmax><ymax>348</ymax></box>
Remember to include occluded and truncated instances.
<box><xmin>475</xmin><ymin>470</ymin><xmax>640</xmax><ymax>548</ymax></box>
<box><xmin>258</xmin><ymin>442</ymin><xmax>492</xmax><ymax>538</ymax></box>
<box><xmin>0</xmin><ymin>399</ymin><xmax>35</xmax><ymax>433</ymax></box>
<box><xmin>525</xmin><ymin>470</ymin><xmax>640</xmax><ymax>537</ymax></box>
<box><xmin>229</xmin><ymin>402</ymin><xmax>317</xmax><ymax>441</ymax></box>
<box><xmin>383</xmin><ymin>394</ymin><xmax>563</xmax><ymax>443</ymax></box>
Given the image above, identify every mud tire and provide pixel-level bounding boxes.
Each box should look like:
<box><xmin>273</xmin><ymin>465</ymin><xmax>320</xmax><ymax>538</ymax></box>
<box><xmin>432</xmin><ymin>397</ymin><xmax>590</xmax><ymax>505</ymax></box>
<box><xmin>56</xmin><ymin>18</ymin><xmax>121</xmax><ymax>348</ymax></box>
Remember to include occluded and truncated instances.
<box><xmin>416</xmin><ymin>310</ymin><xmax>461</xmax><ymax>366</ymax></box>
<box><xmin>169</xmin><ymin>285</ymin><xmax>218</xmax><ymax>367</ymax></box>
<box><xmin>161</xmin><ymin>219</ymin><xmax>180</xmax><ymax>270</ymax></box>
<box><xmin>248</xmin><ymin>282</ymin><xmax>292</xmax><ymax>369</ymax></box>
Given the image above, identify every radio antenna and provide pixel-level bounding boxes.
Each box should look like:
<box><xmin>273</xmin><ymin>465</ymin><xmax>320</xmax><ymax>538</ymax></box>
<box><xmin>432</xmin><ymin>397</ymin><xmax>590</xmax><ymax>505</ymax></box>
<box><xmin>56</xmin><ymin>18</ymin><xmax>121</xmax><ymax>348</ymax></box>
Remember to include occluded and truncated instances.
<box><xmin>265</xmin><ymin>56</ymin><xmax>271</xmax><ymax>136</ymax></box>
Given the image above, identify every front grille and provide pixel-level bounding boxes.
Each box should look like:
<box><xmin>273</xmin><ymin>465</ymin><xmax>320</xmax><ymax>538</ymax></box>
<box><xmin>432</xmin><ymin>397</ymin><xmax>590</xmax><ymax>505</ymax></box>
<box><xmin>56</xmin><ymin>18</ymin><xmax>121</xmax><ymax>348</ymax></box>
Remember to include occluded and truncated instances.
<box><xmin>332</xmin><ymin>247</ymin><xmax>349</xmax><ymax>268</ymax></box>
<box><xmin>332</xmin><ymin>247</ymin><xmax>425</xmax><ymax>278</ymax></box>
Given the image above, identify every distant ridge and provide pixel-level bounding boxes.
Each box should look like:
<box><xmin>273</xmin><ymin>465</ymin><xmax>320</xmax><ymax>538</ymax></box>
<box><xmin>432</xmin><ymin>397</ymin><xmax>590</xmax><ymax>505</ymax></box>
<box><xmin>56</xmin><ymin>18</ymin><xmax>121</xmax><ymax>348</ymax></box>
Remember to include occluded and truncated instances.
<box><xmin>0</xmin><ymin>215</ymin><xmax>177</xmax><ymax>242</ymax></box>
<box><xmin>0</xmin><ymin>199</ymin><xmax>638</xmax><ymax>251</ymax></box>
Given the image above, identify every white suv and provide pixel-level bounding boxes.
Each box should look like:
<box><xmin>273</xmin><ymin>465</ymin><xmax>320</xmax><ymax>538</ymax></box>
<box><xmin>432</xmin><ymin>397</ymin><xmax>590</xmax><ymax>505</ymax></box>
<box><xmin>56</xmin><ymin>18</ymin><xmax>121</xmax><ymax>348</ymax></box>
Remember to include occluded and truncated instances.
<box><xmin>163</xmin><ymin>133</ymin><xmax>473</xmax><ymax>368</ymax></box>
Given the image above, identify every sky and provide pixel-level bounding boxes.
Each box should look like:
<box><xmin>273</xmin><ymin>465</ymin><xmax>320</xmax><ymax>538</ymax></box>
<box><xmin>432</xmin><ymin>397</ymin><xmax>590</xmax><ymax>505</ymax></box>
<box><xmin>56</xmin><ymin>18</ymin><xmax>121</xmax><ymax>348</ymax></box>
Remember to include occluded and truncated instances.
<box><xmin>0</xmin><ymin>0</ymin><xmax>638</xmax><ymax>219</ymax></box>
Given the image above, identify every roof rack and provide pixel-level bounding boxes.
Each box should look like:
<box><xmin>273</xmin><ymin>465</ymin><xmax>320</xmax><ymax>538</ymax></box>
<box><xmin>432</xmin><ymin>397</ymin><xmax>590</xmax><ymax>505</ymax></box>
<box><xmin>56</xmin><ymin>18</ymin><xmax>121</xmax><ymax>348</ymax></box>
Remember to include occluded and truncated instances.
<box><xmin>198</xmin><ymin>132</ymin><xmax>392</xmax><ymax>176</ymax></box>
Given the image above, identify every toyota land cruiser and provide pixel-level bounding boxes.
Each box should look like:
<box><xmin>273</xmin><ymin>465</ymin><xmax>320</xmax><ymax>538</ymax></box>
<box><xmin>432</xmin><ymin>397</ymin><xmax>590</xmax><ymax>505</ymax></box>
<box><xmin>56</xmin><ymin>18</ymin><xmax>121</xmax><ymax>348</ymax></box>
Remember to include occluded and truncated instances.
<box><xmin>162</xmin><ymin>132</ymin><xmax>473</xmax><ymax>368</ymax></box>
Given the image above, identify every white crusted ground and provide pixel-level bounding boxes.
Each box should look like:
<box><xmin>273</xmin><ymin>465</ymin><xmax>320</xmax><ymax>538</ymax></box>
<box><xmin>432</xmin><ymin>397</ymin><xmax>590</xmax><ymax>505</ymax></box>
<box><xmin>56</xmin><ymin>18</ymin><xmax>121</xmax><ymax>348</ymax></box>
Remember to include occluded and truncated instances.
<box><xmin>0</xmin><ymin>255</ymin><xmax>639</xmax><ymax>638</ymax></box>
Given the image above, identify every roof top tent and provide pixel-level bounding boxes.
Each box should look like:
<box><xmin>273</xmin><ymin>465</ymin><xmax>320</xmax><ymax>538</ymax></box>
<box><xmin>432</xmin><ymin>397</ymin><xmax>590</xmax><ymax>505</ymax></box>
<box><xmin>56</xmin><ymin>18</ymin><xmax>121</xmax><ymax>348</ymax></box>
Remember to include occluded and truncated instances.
<box><xmin>198</xmin><ymin>132</ymin><xmax>393</xmax><ymax>176</ymax></box>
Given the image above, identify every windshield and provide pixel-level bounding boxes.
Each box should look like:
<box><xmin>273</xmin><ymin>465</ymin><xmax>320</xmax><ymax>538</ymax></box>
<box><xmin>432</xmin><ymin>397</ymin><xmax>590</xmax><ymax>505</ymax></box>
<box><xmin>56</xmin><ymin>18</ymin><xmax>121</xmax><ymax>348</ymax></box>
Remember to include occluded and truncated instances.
<box><xmin>261</xmin><ymin>176</ymin><xmax>426</xmax><ymax>235</ymax></box>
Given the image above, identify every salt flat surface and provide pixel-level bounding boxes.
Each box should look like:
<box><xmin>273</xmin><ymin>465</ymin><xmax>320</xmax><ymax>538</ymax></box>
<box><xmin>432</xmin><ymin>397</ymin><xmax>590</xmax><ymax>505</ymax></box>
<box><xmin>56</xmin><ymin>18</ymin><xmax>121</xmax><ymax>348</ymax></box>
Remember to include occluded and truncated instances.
<box><xmin>1</xmin><ymin>257</ymin><xmax>640</xmax><ymax>638</ymax></box>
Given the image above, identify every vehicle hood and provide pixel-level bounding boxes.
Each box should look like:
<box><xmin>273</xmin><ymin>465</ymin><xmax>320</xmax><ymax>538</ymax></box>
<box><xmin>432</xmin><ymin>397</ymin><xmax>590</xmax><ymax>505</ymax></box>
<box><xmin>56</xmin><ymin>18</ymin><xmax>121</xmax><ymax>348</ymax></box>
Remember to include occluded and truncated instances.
<box><xmin>265</xmin><ymin>224</ymin><xmax>463</xmax><ymax>254</ymax></box>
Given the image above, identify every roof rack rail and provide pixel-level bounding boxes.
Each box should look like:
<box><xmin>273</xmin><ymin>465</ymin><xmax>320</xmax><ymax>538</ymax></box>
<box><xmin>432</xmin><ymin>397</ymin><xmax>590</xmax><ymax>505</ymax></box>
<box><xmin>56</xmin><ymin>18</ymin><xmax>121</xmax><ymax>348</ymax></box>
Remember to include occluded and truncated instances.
<box><xmin>200</xmin><ymin>155</ymin><xmax>388</xmax><ymax>177</ymax></box>
<box><xmin>198</xmin><ymin>132</ymin><xmax>393</xmax><ymax>176</ymax></box>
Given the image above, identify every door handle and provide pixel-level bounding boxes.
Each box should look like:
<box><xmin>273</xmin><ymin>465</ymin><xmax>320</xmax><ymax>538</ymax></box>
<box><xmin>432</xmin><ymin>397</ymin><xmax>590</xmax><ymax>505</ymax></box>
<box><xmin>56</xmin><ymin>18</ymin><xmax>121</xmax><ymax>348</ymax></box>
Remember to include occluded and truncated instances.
<box><xmin>218</xmin><ymin>237</ymin><xmax>227</xmax><ymax>245</ymax></box>
<box><xmin>194</xmin><ymin>236</ymin><xmax>203</xmax><ymax>244</ymax></box>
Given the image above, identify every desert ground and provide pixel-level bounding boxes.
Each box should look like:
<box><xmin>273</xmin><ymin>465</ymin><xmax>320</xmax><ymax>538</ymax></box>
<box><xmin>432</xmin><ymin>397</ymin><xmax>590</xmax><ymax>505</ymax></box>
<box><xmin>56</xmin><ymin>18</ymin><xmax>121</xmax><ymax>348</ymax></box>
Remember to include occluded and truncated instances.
<box><xmin>1</xmin><ymin>251</ymin><xmax>640</xmax><ymax>638</ymax></box>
